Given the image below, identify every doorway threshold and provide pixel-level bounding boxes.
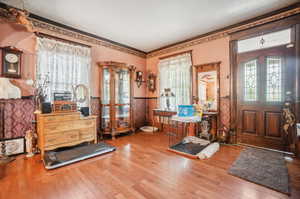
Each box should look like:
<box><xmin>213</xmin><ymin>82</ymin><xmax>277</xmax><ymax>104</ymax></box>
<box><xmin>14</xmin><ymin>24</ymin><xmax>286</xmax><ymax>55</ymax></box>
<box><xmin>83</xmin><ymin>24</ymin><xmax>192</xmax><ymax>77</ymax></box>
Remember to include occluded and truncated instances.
<box><xmin>237</xmin><ymin>143</ymin><xmax>294</xmax><ymax>156</ymax></box>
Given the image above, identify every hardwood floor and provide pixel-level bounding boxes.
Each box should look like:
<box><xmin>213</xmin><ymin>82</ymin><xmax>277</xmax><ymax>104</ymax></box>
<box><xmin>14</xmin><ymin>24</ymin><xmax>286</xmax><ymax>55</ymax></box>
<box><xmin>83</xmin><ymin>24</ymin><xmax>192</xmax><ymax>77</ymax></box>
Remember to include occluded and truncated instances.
<box><xmin>1</xmin><ymin>132</ymin><xmax>300</xmax><ymax>199</ymax></box>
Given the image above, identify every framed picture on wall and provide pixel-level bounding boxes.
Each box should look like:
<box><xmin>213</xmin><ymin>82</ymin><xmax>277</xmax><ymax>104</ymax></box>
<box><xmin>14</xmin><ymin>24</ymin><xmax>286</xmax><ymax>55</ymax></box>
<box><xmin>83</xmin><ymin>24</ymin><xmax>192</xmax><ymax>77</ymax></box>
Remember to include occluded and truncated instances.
<box><xmin>1</xmin><ymin>46</ymin><xmax>22</xmax><ymax>78</ymax></box>
<box><xmin>0</xmin><ymin>137</ymin><xmax>25</xmax><ymax>156</ymax></box>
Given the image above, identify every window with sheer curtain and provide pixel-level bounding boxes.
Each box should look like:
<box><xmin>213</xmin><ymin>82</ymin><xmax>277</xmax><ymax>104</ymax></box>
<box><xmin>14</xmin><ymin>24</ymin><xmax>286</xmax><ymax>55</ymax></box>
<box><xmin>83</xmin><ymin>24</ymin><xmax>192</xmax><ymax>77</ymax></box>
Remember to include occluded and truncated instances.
<box><xmin>36</xmin><ymin>37</ymin><xmax>91</xmax><ymax>107</ymax></box>
<box><xmin>159</xmin><ymin>53</ymin><xmax>192</xmax><ymax>110</ymax></box>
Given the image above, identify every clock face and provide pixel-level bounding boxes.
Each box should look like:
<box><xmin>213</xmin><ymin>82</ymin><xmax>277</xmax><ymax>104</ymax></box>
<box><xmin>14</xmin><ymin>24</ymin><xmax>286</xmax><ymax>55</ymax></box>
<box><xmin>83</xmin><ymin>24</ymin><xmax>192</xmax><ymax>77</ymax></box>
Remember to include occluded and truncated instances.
<box><xmin>5</xmin><ymin>53</ymin><xmax>19</xmax><ymax>64</ymax></box>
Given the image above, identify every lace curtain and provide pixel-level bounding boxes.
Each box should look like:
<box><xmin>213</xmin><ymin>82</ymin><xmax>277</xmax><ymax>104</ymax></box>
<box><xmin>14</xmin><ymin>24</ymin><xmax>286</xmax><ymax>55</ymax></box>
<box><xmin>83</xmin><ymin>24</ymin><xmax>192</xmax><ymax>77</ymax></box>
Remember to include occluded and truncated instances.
<box><xmin>36</xmin><ymin>37</ymin><xmax>91</xmax><ymax>107</ymax></box>
<box><xmin>159</xmin><ymin>53</ymin><xmax>192</xmax><ymax>110</ymax></box>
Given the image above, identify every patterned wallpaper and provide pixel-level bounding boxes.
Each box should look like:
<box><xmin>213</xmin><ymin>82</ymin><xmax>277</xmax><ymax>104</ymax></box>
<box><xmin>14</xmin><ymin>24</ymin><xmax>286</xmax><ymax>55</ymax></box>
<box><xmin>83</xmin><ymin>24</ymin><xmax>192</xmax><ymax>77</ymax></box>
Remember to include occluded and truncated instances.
<box><xmin>90</xmin><ymin>97</ymin><xmax>100</xmax><ymax>131</ymax></box>
<box><xmin>0</xmin><ymin>98</ymin><xmax>35</xmax><ymax>139</ymax></box>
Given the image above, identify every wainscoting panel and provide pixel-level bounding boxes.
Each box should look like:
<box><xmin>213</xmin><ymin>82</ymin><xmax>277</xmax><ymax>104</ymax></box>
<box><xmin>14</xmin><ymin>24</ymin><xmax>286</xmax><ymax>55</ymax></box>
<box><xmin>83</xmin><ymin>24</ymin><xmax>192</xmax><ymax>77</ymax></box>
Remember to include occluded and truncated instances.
<box><xmin>146</xmin><ymin>98</ymin><xmax>158</xmax><ymax>126</ymax></box>
<box><xmin>242</xmin><ymin>110</ymin><xmax>257</xmax><ymax>134</ymax></box>
<box><xmin>133</xmin><ymin>98</ymin><xmax>147</xmax><ymax>129</ymax></box>
<box><xmin>264</xmin><ymin>111</ymin><xmax>282</xmax><ymax>138</ymax></box>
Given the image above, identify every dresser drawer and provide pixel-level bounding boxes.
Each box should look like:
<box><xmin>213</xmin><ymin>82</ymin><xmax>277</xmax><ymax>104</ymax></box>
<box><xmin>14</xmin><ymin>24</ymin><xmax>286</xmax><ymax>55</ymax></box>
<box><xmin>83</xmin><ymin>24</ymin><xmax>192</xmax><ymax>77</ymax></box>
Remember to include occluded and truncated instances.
<box><xmin>37</xmin><ymin>112</ymin><xmax>97</xmax><ymax>159</ymax></box>
<box><xmin>79</xmin><ymin>128</ymin><xmax>95</xmax><ymax>140</ymax></box>
<box><xmin>74</xmin><ymin>120</ymin><xmax>96</xmax><ymax>129</ymax></box>
<box><xmin>44</xmin><ymin>131</ymin><xmax>79</xmax><ymax>147</ymax></box>
<box><xmin>43</xmin><ymin>114</ymin><xmax>80</xmax><ymax>123</ymax></box>
<box><xmin>44</xmin><ymin>119</ymin><xmax>96</xmax><ymax>134</ymax></box>
<box><xmin>44</xmin><ymin>121</ymin><xmax>75</xmax><ymax>134</ymax></box>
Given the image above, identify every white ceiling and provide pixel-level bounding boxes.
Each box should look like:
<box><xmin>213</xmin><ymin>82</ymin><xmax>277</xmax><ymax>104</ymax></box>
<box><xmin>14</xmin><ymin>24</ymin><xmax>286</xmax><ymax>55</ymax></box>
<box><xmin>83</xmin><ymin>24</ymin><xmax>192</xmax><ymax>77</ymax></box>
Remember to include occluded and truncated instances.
<box><xmin>1</xmin><ymin>0</ymin><xmax>298</xmax><ymax>52</ymax></box>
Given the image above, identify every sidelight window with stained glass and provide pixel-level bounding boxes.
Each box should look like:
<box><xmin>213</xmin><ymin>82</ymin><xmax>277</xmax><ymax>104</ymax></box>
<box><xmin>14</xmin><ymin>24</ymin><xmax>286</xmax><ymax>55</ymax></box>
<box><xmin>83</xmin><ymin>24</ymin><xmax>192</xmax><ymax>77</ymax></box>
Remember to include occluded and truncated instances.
<box><xmin>244</xmin><ymin>59</ymin><xmax>257</xmax><ymax>101</ymax></box>
<box><xmin>266</xmin><ymin>56</ymin><xmax>283</xmax><ymax>102</ymax></box>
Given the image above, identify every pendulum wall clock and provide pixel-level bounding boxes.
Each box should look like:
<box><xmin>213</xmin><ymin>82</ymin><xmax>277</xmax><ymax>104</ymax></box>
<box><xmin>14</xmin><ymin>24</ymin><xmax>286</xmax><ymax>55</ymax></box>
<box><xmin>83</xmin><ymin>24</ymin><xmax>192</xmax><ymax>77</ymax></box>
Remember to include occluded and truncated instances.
<box><xmin>1</xmin><ymin>46</ymin><xmax>22</xmax><ymax>78</ymax></box>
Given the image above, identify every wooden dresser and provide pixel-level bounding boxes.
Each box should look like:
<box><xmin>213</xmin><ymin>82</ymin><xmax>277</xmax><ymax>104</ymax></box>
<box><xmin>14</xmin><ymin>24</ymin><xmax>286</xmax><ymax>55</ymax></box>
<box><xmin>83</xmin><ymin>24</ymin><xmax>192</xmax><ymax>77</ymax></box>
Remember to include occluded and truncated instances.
<box><xmin>36</xmin><ymin>112</ymin><xmax>97</xmax><ymax>159</ymax></box>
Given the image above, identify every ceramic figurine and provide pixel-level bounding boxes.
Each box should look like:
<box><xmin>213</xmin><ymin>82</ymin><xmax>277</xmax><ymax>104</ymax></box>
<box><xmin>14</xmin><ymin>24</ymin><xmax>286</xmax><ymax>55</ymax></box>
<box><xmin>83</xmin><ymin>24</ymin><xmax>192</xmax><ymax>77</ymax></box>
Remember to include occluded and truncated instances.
<box><xmin>25</xmin><ymin>130</ymin><xmax>34</xmax><ymax>157</ymax></box>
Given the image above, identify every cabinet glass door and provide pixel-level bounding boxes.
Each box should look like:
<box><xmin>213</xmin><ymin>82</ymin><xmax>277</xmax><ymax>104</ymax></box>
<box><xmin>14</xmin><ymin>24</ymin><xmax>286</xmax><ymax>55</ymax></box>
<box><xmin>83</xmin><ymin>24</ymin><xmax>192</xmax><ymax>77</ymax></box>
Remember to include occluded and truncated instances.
<box><xmin>115</xmin><ymin>69</ymin><xmax>130</xmax><ymax>130</ymax></box>
<box><xmin>101</xmin><ymin>68</ymin><xmax>111</xmax><ymax>131</ymax></box>
<box><xmin>115</xmin><ymin>105</ymin><xmax>130</xmax><ymax>129</ymax></box>
<box><xmin>115</xmin><ymin>69</ymin><xmax>130</xmax><ymax>104</ymax></box>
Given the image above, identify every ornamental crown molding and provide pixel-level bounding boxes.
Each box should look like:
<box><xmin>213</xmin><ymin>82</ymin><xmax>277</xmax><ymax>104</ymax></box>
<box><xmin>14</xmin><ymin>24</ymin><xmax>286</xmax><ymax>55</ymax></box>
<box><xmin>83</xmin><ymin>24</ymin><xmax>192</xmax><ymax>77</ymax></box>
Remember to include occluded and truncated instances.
<box><xmin>0</xmin><ymin>7</ymin><xmax>146</xmax><ymax>58</ymax></box>
<box><xmin>29</xmin><ymin>18</ymin><xmax>147</xmax><ymax>58</ymax></box>
<box><xmin>147</xmin><ymin>6</ymin><xmax>300</xmax><ymax>58</ymax></box>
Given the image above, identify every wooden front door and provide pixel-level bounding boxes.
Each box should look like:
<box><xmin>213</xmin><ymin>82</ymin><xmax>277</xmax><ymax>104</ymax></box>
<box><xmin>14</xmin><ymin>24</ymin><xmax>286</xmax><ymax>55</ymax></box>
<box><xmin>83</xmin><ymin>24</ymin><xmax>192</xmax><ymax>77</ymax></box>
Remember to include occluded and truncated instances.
<box><xmin>237</xmin><ymin>46</ymin><xmax>295</xmax><ymax>151</ymax></box>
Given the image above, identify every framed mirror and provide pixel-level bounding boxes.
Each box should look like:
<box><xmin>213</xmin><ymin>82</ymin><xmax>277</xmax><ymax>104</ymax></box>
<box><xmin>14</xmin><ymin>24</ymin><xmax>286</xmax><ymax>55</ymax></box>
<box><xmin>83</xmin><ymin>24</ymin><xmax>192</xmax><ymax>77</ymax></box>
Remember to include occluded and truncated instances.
<box><xmin>194</xmin><ymin>62</ymin><xmax>221</xmax><ymax>112</ymax></box>
<box><xmin>73</xmin><ymin>84</ymin><xmax>88</xmax><ymax>103</ymax></box>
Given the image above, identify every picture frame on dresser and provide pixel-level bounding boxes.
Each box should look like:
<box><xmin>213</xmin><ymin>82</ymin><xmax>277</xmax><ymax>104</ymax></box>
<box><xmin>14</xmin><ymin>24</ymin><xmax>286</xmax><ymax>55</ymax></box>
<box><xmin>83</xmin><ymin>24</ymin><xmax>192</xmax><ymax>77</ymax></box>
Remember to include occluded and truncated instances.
<box><xmin>0</xmin><ymin>137</ymin><xmax>25</xmax><ymax>156</ymax></box>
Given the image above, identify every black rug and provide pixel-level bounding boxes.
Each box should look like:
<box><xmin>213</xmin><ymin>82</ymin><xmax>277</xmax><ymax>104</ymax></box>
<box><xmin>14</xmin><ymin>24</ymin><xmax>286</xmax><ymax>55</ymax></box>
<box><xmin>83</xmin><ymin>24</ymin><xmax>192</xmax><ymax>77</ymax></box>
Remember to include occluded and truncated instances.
<box><xmin>44</xmin><ymin>142</ymin><xmax>116</xmax><ymax>169</ymax></box>
<box><xmin>170</xmin><ymin>142</ymin><xmax>208</xmax><ymax>156</ymax></box>
<box><xmin>228</xmin><ymin>147</ymin><xmax>289</xmax><ymax>194</ymax></box>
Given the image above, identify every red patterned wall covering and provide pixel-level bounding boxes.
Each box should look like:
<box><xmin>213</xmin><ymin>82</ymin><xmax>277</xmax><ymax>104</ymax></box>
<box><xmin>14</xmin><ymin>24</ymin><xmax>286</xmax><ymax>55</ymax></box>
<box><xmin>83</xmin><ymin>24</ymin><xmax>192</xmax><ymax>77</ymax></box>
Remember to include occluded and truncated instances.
<box><xmin>0</xmin><ymin>98</ymin><xmax>35</xmax><ymax>139</ymax></box>
<box><xmin>90</xmin><ymin>97</ymin><xmax>100</xmax><ymax>132</ymax></box>
<box><xmin>220</xmin><ymin>97</ymin><xmax>230</xmax><ymax>128</ymax></box>
<box><xmin>0</xmin><ymin>102</ymin><xmax>5</xmax><ymax>139</ymax></box>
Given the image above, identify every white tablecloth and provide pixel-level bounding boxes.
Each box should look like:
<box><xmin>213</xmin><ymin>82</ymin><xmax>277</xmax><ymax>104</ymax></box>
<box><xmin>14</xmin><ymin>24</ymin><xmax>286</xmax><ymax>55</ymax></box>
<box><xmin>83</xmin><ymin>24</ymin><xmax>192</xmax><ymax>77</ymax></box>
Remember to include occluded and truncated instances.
<box><xmin>171</xmin><ymin>115</ymin><xmax>201</xmax><ymax>123</ymax></box>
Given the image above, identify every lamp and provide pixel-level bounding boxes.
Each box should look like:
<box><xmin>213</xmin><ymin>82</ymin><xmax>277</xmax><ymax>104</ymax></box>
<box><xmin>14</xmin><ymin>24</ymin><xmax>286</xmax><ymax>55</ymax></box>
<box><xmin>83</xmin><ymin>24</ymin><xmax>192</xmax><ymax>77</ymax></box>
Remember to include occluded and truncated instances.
<box><xmin>135</xmin><ymin>71</ymin><xmax>145</xmax><ymax>88</ymax></box>
<box><xmin>160</xmin><ymin>88</ymin><xmax>175</xmax><ymax>110</ymax></box>
<box><xmin>146</xmin><ymin>72</ymin><xmax>156</xmax><ymax>92</ymax></box>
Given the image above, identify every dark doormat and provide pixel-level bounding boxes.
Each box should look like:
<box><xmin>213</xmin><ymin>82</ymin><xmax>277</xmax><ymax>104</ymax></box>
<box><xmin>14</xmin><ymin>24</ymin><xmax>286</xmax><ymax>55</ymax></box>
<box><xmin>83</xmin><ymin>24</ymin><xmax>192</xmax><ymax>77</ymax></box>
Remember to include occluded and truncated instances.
<box><xmin>228</xmin><ymin>147</ymin><xmax>289</xmax><ymax>194</ymax></box>
<box><xmin>44</xmin><ymin>142</ymin><xmax>116</xmax><ymax>170</ymax></box>
<box><xmin>169</xmin><ymin>142</ymin><xmax>208</xmax><ymax>157</ymax></box>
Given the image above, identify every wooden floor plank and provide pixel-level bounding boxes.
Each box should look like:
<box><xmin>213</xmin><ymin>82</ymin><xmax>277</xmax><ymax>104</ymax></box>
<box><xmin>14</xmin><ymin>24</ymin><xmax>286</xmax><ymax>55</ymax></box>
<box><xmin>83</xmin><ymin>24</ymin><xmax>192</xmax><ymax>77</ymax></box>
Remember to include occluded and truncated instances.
<box><xmin>0</xmin><ymin>132</ymin><xmax>299</xmax><ymax>199</ymax></box>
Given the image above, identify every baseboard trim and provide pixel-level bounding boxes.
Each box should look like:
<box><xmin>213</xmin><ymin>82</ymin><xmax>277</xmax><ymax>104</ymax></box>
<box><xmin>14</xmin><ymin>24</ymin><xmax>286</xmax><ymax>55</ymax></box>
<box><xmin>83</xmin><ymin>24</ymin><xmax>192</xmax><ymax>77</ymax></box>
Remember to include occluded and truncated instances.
<box><xmin>238</xmin><ymin>143</ymin><xmax>294</xmax><ymax>156</ymax></box>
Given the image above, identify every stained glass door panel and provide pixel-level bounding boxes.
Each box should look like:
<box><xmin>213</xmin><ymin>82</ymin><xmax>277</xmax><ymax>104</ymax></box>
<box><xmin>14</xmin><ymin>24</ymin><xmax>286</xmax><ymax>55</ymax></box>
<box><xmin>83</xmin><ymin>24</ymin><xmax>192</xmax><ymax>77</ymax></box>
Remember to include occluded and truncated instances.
<box><xmin>243</xmin><ymin>59</ymin><xmax>257</xmax><ymax>101</ymax></box>
<box><xmin>266</xmin><ymin>56</ymin><xmax>283</xmax><ymax>102</ymax></box>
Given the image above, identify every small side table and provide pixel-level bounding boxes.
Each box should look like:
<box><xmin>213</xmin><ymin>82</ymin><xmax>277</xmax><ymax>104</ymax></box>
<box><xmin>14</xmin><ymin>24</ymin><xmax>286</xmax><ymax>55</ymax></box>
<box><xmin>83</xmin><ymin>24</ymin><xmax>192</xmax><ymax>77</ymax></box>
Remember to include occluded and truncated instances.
<box><xmin>152</xmin><ymin>109</ymin><xmax>177</xmax><ymax>132</ymax></box>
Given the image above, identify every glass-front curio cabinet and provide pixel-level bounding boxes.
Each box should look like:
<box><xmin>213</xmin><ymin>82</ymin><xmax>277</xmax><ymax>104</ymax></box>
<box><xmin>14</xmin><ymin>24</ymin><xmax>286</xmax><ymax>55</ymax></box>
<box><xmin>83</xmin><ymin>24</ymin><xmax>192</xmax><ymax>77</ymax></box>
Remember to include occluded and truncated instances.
<box><xmin>98</xmin><ymin>61</ymin><xmax>135</xmax><ymax>139</ymax></box>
